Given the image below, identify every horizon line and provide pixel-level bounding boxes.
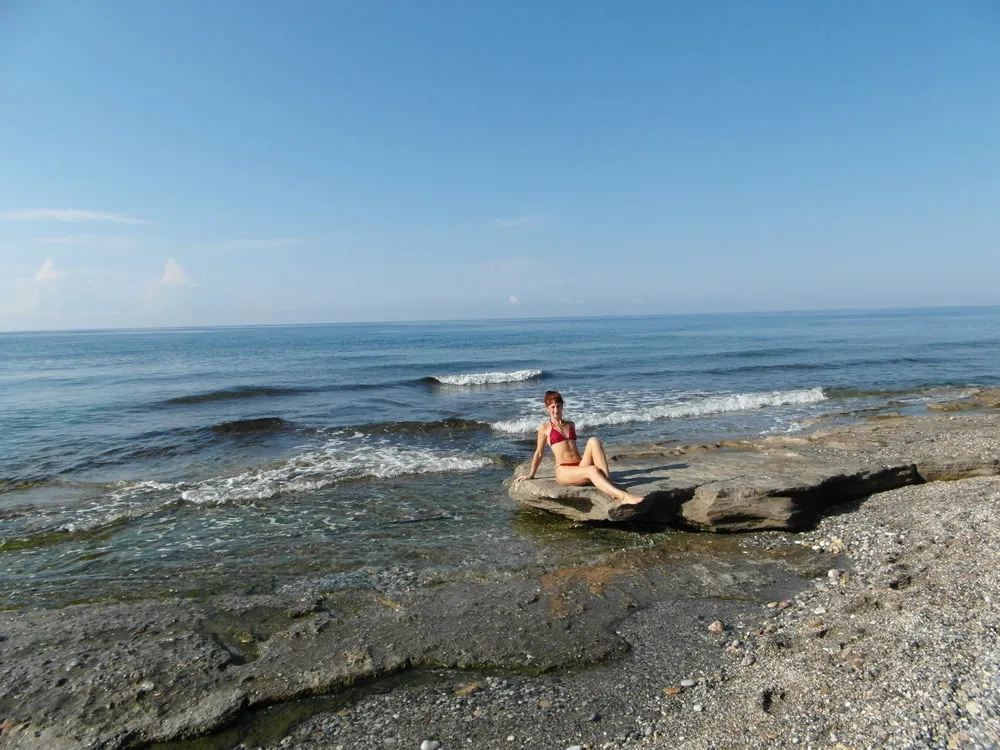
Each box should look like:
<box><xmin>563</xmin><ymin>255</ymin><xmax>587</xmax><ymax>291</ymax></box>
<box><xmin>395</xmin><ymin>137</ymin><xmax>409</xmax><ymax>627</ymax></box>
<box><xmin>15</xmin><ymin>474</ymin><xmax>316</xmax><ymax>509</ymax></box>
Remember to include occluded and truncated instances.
<box><xmin>1</xmin><ymin>303</ymin><xmax>997</xmax><ymax>336</ymax></box>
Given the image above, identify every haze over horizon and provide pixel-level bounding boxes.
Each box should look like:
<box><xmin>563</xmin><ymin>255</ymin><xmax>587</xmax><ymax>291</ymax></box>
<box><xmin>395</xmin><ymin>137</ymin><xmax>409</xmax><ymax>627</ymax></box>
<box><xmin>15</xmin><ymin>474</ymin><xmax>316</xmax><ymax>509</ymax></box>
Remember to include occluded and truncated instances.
<box><xmin>2</xmin><ymin>1</ymin><xmax>998</xmax><ymax>331</ymax></box>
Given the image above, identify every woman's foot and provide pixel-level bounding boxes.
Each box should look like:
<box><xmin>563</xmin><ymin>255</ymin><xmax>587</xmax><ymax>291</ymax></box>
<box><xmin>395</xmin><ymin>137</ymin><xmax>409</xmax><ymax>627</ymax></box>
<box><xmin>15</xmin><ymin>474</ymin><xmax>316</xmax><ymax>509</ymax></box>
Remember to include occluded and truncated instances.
<box><xmin>615</xmin><ymin>491</ymin><xmax>644</xmax><ymax>505</ymax></box>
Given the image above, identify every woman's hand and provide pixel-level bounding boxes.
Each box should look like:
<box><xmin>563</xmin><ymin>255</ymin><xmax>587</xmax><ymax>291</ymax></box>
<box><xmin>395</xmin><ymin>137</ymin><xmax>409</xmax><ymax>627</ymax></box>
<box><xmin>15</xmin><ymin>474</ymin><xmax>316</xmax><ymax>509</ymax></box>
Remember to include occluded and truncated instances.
<box><xmin>515</xmin><ymin>475</ymin><xmax>532</xmax><ymax>482</ymax></box>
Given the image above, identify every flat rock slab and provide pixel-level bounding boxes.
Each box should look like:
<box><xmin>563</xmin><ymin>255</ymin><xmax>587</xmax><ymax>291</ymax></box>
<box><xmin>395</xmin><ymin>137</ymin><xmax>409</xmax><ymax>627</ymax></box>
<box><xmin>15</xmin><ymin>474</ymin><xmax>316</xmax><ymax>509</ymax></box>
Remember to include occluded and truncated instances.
<box><xmin>508</xmin><ymin>410</ymin><xmax>1000</xmax><ymax>531</ymax></box>
<box><xmin>0</xmin><ymin>545</ymin><xmax>809</xmax><ymax>750</ymax></box>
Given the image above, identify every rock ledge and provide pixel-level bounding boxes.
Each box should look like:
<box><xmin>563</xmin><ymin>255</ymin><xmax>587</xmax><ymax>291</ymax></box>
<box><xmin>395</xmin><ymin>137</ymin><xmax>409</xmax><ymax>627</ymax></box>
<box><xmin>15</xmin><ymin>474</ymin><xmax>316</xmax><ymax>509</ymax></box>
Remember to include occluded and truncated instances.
<box><xmin>508</xmin><ymin>410</ymin><xmax>1000</xmax><ymax>530</ymax></box>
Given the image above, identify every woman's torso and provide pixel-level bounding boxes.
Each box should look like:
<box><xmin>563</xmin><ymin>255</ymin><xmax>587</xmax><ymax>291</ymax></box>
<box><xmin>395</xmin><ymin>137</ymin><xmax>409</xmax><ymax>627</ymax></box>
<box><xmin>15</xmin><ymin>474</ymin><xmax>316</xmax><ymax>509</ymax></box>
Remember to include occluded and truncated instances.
<box><xmin>546</xmin><ymin>420</ymin><xmax>579</xmax><ymax>463</ymax></box>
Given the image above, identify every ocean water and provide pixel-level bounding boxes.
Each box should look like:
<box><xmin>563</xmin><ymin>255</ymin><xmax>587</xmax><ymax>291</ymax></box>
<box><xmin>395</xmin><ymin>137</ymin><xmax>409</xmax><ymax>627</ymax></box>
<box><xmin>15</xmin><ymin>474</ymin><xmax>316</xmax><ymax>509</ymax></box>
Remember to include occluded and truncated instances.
<box><xmin>2</xmin><ymin>307</ymin><xmax>998</xmax><ymax>610</ymax></box>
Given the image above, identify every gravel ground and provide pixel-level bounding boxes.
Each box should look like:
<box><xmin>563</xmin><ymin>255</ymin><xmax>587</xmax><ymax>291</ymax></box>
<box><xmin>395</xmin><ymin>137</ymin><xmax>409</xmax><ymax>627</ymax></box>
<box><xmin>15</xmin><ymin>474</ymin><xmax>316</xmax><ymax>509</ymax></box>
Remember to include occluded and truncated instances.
<box><xmin>259</xmin><ymin>476</ymin><xmax>1000</xmax><ymax>750</ymax></box>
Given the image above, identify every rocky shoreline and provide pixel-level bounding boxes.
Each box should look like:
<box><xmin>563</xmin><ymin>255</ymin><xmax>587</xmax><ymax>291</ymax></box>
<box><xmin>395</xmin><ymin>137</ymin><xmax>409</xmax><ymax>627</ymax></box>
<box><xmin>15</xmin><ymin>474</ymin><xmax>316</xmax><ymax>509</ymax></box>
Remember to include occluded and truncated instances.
<box><xmin>507</xmin><ymin>392</ymin><xmax>1000</xmax><ymax>530</ymax></box>
<box><xmin>2</xmin><ymin>404</ymin><xmax>999</xmax><ymax>749</ymax></box>
<box><xmin>261</xmin><ymin>476</ymin><xmax>1000</xmax><ymax>750</ymax></box>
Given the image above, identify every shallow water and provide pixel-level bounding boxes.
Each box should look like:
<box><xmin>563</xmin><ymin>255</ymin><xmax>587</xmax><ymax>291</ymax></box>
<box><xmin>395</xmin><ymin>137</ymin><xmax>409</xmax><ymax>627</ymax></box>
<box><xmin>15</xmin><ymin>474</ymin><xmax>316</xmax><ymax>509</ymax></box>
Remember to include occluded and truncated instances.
<box><xmin>2</xmin><ymin>307</ymin><xmax>998</xmax><ymax>609</ymax></box>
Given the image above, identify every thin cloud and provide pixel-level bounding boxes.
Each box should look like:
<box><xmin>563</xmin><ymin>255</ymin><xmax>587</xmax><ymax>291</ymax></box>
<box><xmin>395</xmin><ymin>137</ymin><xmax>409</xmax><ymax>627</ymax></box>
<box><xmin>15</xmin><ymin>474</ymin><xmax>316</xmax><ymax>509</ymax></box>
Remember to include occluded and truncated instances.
<box><xmin>195</xmin><ymin>238</ymin><xmax>306</xmax><ymax>251</ymax></box>
<box><xmin>508</xmin><ymin>295</ymin><xmax>521</xmax><ymax>305</ymax></box>
<box><xmin>31</xmin><ymin>234</ymin><xmax>139</xmax><ymax>250</ymax></box>
<box><xmin>492</xmin><ymin>216</ymin><xmax>533</xmax><ymax>229</ymax></box>
<box><xmin>1</xmin><ymin>208</ymin><xmax>151</xmax><ymax>225</ymax></box>
<box><xmin>159</xmin><ymin>258</ymin><xmax>191</xmax><ymax>286</ymax></box>
<box><xmin>34</xmin><ymin>258</ymin><xmax>63</xmax><ymax>282</ymax></box>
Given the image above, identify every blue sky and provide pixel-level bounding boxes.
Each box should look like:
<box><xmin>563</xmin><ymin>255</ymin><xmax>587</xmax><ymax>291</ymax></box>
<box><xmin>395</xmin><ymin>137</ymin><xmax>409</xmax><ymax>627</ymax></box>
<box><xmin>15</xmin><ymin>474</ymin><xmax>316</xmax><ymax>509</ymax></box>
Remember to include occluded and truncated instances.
<box><xmin>1</xmin><ymin>1</ymin><xmax>998</xmax><ymax>330</ymax></box>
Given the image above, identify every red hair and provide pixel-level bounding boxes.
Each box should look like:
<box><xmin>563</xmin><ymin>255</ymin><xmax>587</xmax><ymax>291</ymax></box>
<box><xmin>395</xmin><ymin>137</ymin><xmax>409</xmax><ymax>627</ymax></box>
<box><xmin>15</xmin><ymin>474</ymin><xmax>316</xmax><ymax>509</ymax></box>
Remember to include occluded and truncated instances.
<box><xmin>544</xmin><ymin>390</ymin><xmax>563</xmax><ymax>406</ymax></box>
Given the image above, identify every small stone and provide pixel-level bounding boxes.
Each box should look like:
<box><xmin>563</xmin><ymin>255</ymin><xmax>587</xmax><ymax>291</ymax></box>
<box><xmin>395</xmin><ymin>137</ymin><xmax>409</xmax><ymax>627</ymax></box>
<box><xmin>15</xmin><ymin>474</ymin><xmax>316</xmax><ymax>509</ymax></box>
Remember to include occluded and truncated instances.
<box><xmin>693</xmin><ymin>704</ymin><xmax>704</xmax><ymax>712</ymax></box>
<box><xmin>680</xmin><ymin>679</ymin><xmax>697</xmax><ymax>688</ymax></box>
<box><xmin>286</xmin><ymin>598</ymin><xmax>322</xmax><ymax>618</ymax></box>
<box><xmin>421</xmin><ymin>742</ymin><xmax>441</xmax><ymax>750</ymax></box>
<box><xmin>455</xmin><ymin>683</ymin><xmax>481</xmax><ymax>697</ymax></box>
<box><xmin>778</xmin><ymin>601</ymin><xmax>791</xmax><ymax>609</ymax></box>
<box><xmin>567</xmin><ymin>746</ymin><xmax>585</xmax><ymax>750</ymax></box>
<box><xmin>766</xmin><ymin>601</ymin><xmax>779</xmax><ymax>608</ymax></box>
<box><xmin>506</xmin><ymin>736</ymin><xmax>515</xmax><ymax>743</ymax></box>
<box><xmin>742</xmin><ymin>654</ymin><xmax>756</xmax><ymax>666</ymax></box>
<box><xmin>663</xmin><ymin>687</ymin><xmax>682</xmax><ymax>695</ymax></box>
<box><xmin>828</xmin><ymin>568</ymin><xmax>842</xmax><ymax>581</ymax></box>
<box><xmin>537</xmin><ymin>698</ymin><xmax>552</xmax><ymax>709</ymax></box>
<box><xmin>812</xmin><ymin>607</ymin><xmax>827</xmax><ymax>615</ymax></box>
<box><xmin>588</xmin><ymin>712</ymin><xmax>601</xmax><ymax>722</ymax></box>
<box><xmin>708</xmin><ymin>620</ymin><xmax>725</xmax><ymax>633</ymax></box>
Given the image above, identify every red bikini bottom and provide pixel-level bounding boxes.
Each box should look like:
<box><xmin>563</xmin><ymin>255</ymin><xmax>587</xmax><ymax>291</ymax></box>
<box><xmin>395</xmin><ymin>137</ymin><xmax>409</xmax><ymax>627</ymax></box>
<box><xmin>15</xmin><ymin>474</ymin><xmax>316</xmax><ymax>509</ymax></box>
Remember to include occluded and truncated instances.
<box><xmin>558</xmin><ymin>461</ymin><xmax>581</xmax><ymax>467</ymax></box>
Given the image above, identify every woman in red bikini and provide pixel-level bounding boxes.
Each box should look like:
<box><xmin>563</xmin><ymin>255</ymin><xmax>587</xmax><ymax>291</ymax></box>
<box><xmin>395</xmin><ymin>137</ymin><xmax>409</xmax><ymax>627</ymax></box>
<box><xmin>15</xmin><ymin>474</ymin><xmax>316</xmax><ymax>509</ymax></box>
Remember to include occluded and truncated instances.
<box><xmin>515</xmin><ymin>390</ymin><xmax>644</xmax><ymax>504</ymax></box>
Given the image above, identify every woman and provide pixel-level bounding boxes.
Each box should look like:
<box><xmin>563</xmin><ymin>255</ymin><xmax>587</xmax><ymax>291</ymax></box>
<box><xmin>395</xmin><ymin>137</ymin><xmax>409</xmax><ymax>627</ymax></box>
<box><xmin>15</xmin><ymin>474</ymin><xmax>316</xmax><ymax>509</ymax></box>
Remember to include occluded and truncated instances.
<box><xmin>516</xmin><ymin>390</ymin><xmax>644</xmax><ymax>504</ymax></box>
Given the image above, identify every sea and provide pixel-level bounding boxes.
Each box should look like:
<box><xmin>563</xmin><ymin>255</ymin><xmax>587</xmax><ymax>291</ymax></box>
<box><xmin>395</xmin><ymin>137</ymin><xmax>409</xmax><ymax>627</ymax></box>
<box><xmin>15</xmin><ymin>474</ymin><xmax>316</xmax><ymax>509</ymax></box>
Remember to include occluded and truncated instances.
<box><xmin>2</xmin><ymin>306</ymin><xmax>998</xmax><ymax>611</ymax></box>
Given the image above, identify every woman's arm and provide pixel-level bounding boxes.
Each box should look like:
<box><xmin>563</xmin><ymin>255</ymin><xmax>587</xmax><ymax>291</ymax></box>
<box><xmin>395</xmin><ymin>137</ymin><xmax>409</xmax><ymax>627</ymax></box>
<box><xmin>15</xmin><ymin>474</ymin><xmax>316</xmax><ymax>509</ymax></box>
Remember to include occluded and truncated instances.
<box><xmin>517</xmin><ymin>424</ymin><xmax>548</xmax><ymax>480</ymax></box>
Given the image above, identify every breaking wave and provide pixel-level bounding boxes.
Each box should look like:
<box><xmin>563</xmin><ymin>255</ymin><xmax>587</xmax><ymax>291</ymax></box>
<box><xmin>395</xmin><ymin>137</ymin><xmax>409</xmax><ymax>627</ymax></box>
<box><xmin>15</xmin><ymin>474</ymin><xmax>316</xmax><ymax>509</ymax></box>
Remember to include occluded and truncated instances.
<box><xmin>429</xmin><ymin>369</ymin><xmax>543</xmax><ymax>386</ymax></box>
<box><xmin>491</xmin><ymin>387</ymin><xmax>827</xmax><ymax>434</ymax></box>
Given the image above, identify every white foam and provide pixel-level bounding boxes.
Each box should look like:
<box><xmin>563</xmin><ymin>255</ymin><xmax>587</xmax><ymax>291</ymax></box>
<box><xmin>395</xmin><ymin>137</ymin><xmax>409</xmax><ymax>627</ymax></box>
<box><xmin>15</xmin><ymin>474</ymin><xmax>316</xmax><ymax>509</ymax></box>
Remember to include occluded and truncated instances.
<box><xmin>57</xmin><ymin>480</ymin><xmax>176</xmax><ymax>532</ymax></box>
<box><xmin>492</xmin><ymin>387</ymin><xmax>827</xmax><ymax>434</ymax></box>
<box><xmin>178</xmin><ymin>438</ymin><xmax>490</xmax><ymax>504</ymax></box>
<box><xmin>432</xmin><ymin>369</ymin><xmax>542</xmax><ymax>386</ymax></box>
<box><xmin>490</xmin><ymin>415</ymin><xmax>543</xmax><ymax>435</ymax></box>
<box><xmin>56</xmin><ymin>439</ymin><xmax>492</xmax><ymax>526</ymax></box>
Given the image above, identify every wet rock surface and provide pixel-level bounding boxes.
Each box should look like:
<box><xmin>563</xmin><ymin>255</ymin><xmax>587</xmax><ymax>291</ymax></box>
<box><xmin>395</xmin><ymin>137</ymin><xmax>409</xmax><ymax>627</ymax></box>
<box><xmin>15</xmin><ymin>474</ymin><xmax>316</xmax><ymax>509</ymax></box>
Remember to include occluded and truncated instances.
<box><xmin>2</xmin><ymin>409</ymin><xmax>999</xmax><ymax>749</ymax></box>
<box><xmin>0</xmin><ymin>542</ymin><xmax>810</xmax><ymax>749</ymax></box>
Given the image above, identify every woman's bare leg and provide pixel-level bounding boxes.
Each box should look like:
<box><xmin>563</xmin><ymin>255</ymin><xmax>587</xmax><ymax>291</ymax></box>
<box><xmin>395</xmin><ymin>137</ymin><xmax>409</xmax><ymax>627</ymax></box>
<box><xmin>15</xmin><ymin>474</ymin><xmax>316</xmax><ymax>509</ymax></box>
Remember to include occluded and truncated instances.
<box><xmin>580</xmin><ymin>437</ymin><xmax>610</xmax><ymax>476</ymax></box>
<box><xmin>555</xmin><ymin>463</ymin><xmax>643</xmax><ymax>504</ymax></box>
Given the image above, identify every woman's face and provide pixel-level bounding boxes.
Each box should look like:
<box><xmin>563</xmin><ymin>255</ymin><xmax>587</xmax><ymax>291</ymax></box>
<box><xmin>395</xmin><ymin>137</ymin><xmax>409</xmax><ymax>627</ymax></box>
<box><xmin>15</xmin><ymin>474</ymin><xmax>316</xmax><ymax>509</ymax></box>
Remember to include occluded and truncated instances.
<box><xmin>546</xmin><ymin>400</ymin><xmax>563</xmax><ymax>421</ymax></box>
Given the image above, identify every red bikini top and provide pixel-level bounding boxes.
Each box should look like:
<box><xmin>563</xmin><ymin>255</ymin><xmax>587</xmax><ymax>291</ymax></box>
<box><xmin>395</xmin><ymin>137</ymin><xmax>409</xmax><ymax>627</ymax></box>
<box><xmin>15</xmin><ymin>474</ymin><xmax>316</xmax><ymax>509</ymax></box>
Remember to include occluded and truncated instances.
<box><xmin>548</xmin><ymin>421</ymin><xmax>576</xmax><ymax>445</ymax></box>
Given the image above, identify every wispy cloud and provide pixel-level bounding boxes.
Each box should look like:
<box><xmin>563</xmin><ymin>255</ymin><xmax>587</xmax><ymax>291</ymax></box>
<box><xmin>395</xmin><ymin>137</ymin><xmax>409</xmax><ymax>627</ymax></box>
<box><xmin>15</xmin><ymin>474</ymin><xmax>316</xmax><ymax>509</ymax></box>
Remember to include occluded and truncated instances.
<box><xmin>34</xmin><ymin>258</ymin><xmax>63</xmax><ymax>282</ymax></box>
<box><xmin>31</xmin><ymin>234</ymin><xmax>139</xmax><ymax>249</ymax></box>
<box><xmin>508</xmin><ymin>295</ymin><xmax>521</xmax><ymax>305</ymax></box>
<box><xmin>159</xmin><ymin>258</ymin><xmax>191</xmax><ymax>286</ymax></box>
<box><xmin>492</xmin><ymin>216</ymin><xmax>533</xmax><ymax>229</ymax></box>
<box><xmin>194</xmin><ymin>237</ymin><xmax>306</xmax><ymax>252</ymax></box>
<box><xmin>1</xmin><ymin>208</ymin><xmax>151</xmax><ymax>225</ymax></box>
